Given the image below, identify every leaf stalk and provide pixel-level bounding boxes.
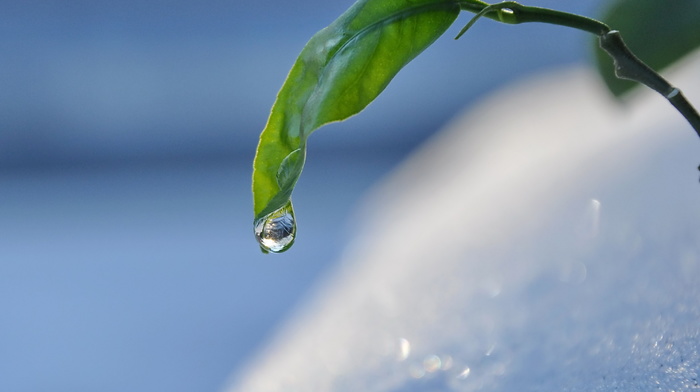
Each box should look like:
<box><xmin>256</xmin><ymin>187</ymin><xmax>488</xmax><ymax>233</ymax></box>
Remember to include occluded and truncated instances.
<box><xmin>456</xmin><ymin>0</ymin><xmax>700</xmax><ymax>140</ymax></box>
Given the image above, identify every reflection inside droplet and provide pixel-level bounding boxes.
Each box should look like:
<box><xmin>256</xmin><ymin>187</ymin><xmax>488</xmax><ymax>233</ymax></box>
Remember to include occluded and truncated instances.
<box><xmin>254</xmin><ymin>201</ymin><xmax>296</xmax><ymax>253</ymax></box>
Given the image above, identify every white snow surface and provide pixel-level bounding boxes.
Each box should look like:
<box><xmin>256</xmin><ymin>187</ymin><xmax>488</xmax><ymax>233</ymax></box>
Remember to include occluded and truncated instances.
<box><xmin>226</xmin><ymin>53</ymin><xmax>700</xmax><ymax>392</ymax></box>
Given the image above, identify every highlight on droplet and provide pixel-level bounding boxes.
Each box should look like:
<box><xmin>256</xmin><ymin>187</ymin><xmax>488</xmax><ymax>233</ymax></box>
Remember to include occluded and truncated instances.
<box><xmin>254</xmin><ymin>200</ymin><xmax>296</xmax><ymax>253</ymax></box>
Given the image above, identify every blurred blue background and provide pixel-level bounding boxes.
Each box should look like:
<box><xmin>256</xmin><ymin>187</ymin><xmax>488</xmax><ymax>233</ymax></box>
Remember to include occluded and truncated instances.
<box><xmin>0</xmin><ymin>1</ymin><xmax>605</xmax><ymax>391</ymax></box>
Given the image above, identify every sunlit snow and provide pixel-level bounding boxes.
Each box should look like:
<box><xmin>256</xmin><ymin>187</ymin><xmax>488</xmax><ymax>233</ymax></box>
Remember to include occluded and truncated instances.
<box><xmin>227</xmin><ymin>52</ymin><xmax>700</xmax><ymax>392</ymax></box>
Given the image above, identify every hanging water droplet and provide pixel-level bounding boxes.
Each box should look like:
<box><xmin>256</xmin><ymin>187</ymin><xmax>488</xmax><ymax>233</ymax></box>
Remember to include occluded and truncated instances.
<box><xmin>254</xmin><ymin>201</ymin><xmax>296</xmax><ymax>253</ymax></box>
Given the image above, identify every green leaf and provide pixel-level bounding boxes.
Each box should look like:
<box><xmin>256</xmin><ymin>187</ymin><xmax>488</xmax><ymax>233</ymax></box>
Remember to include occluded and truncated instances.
<box><xmin>595</xmin><ymin>0</ymin><xmax>700</xmax><ymax>97</ymax></box>
<box><xmin>252</xmin><ymin>0</ymin><xmax>460</xmax><ymax>223</ymax></box>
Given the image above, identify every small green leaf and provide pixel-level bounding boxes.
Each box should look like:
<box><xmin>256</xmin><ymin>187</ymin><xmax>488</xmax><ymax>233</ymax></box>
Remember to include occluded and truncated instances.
<box><xmin>595</xmin><ymin>0</ymin><xmax>700</xmax><ymax>97</ymax></box>
<box><xmin>252</xmin><ymin>0</ymin><xmax>460</xmax><ymax>228</ymax></box>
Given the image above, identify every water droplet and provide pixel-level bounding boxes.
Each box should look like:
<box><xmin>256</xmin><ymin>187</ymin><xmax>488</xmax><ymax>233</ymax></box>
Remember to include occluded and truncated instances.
<box><xmin>254</xmin><ymin>201</ymin><xmax>296</xmax><ymax>253</ymax></box>
<box><xmin>666</xmin><ymin>88</ymin><xmax>680</xmax><ymax>99</ymax></box>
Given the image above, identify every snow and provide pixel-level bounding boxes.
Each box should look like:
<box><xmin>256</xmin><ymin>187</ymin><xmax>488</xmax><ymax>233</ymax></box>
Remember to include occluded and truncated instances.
<box><xmin>225</xmin><ymin>52</ymin><xmax>700</xmax><ymax>391</ymax></box>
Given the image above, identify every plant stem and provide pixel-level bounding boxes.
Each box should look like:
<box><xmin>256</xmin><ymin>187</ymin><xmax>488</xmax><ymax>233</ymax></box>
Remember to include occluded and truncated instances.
<box><xmin>599</xmin><ymin>30</ymin><xmax>700</xmax><ymax>138</ymax></box>
<box><xmin>457</xmin><ymin>1</ymin><xmax>609</xmax><ymax>35</ymax></box>
<box><xmin>456</xmin><ymin>0</ymin><xmax>700</xmax><ymax>140</ymax></box>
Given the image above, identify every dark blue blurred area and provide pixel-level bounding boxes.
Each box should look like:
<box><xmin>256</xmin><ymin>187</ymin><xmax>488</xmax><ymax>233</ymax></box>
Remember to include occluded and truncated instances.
<box><xmin>0</xmin><ymin>0</ymin><xmax>603</xmax><ymax>391</ymax></box>
<box><xmin>1</xmin><ymin>0</ymin><xmax>346</xmax><ymax>167</ymax></box>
